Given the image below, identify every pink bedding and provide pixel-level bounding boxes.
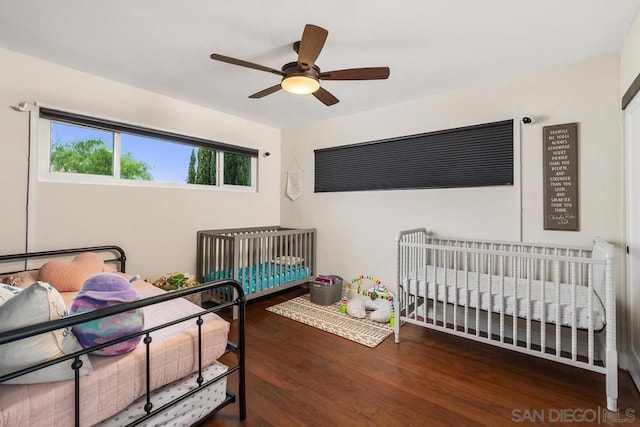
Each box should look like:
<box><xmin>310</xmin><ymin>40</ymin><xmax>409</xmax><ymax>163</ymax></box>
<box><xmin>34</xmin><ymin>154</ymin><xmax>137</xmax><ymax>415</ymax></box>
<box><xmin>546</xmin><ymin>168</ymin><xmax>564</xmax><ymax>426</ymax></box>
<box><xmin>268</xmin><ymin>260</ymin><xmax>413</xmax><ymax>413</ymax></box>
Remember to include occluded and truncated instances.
<box><xmin>0</xmin><ymin>280</ymin><xmax>230</xmax><ymax>427</ymax></box>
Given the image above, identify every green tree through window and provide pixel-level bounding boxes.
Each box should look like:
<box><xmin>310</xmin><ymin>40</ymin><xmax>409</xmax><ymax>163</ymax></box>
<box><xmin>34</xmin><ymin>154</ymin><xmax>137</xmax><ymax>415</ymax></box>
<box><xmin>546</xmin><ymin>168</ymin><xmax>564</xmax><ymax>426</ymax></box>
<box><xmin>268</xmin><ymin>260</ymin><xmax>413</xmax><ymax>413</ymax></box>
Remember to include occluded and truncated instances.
<box><xmin>185</xmin><ymin>149</ymin><xmax>250</xmax><ymax>186</ymax></box>
<box><xmin>195</xmin><ymin>148</ymin><xmax>216</xmax><ymax>185</ymax></box>
<box><xmin>50</xmin><ymin>139</ymin><xmax>152</xmax><ymax>180</ymax></box>
<box><xmin>187</xmin><ymin>149</ymin><xmax>197</xmax><ymax>184</ymax></box>
<box><xmin>224</xmin><ymin>153</ymin><xmax>251</xmax><ymax>186</ymax></box>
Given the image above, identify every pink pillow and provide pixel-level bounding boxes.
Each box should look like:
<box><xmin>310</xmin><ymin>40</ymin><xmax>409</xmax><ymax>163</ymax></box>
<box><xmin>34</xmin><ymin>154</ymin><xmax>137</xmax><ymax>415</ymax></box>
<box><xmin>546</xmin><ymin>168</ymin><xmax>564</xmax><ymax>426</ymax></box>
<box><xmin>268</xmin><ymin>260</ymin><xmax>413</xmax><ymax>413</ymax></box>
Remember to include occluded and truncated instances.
<box><xmin>38</xmin><ymin>252</ymin><xmax>105</xmax><ymax>292</ymax></box>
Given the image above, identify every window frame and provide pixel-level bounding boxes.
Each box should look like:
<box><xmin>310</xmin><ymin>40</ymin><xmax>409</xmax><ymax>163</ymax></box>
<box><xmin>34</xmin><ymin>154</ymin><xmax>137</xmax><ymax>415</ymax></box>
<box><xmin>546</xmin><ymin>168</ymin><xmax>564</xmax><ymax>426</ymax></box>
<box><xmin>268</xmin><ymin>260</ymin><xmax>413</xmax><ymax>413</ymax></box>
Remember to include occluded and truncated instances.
<box><xmin>35</xmin><ymin>107</ymin><xmax>258</xmax><ymax>191</ymax></box>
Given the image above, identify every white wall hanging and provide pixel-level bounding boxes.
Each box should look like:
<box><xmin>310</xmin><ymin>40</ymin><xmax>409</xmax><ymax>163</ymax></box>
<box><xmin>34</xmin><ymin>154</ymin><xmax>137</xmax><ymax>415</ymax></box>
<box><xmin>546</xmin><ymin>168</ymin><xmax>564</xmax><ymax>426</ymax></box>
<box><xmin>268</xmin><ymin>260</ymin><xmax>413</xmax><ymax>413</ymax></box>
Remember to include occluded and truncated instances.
<box><xmin>286</xmin><ymin>159</ymin><xmax>304</xmax><ymax>201</ymax></box>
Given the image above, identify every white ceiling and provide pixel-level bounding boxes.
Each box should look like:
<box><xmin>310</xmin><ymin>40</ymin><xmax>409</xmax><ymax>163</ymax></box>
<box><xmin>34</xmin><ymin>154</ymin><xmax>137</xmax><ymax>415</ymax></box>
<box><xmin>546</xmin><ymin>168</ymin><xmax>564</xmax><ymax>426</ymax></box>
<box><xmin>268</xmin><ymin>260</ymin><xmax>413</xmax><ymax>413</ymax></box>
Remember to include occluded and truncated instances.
<box><xmin>1</xmin><ymin>1</ymin><xmax>639</xmax><ymax>129</ymax></box>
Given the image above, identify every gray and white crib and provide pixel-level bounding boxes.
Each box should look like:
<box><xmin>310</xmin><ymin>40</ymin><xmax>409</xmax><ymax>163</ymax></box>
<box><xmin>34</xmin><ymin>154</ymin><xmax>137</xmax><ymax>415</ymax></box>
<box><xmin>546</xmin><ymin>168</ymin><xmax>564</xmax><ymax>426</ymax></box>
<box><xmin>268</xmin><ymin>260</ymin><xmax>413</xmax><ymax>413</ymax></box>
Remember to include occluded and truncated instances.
<box><xmin>394</xmin><ymin>228</ymin><xmax>617</xmax><ymax>411</ymax></box>
<box><xmin>197</xmin><ymin>226</ymin><xmax>317</xmax><ymax>305</ymax></box>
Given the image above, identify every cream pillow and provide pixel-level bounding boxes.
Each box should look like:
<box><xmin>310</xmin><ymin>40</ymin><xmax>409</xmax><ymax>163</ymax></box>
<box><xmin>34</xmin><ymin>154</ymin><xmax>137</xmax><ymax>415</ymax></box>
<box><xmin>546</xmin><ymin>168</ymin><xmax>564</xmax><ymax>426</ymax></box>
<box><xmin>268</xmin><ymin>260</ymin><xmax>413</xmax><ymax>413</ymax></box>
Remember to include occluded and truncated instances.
<box><xmin>0</xmin><ymin>281</ymin><xmax>92</xmax><ymax>384</ymax></box>
<box><xmin>273</xmin><ymin>256</ymin><xmax>305</xmax><ymax>266</ymax></box>
<box><xmin>0</xmin><ymin>270</ymin><xmax>39</xmax><ymax>287</ymax></box>
<box><xmin>0</xmin><ymin>284</ymin><xmax>21</xmax><ymax>304</ymax></box>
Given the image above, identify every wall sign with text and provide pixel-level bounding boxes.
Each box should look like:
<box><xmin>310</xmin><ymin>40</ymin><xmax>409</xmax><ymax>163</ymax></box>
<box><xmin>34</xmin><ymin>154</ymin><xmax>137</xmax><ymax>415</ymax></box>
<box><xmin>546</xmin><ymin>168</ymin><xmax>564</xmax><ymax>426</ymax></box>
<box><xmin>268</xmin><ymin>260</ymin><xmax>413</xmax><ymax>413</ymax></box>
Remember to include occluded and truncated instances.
<box><xmin>543</xmin><ymin>123</ymin><xmax>579</xmax><ymax>231</ymax></box>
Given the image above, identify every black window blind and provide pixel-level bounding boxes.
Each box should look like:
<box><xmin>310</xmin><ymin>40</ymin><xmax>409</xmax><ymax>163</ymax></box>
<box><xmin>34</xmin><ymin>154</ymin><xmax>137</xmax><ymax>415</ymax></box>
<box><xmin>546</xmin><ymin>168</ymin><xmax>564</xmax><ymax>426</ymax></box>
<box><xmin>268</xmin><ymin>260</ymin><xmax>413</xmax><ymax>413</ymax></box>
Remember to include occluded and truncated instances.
<box><xmin>314</xmin><ymin>120</ymin><xmax>513</xmax><ymax>192</ymax></box>
<box><xmin>39</xmin><ymin>107</ymin><xmax>258</xmax><ymax>157</ymax></box>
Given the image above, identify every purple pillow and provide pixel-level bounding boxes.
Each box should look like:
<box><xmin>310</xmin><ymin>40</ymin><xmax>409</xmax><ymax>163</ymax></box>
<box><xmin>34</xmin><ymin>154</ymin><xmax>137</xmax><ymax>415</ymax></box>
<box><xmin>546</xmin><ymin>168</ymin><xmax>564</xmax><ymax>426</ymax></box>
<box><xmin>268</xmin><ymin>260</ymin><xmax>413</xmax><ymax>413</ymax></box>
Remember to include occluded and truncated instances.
<box><xmin>70</xmin><ymin>273</ymin><xmax>144</xmax><ymax>356</ymax></box>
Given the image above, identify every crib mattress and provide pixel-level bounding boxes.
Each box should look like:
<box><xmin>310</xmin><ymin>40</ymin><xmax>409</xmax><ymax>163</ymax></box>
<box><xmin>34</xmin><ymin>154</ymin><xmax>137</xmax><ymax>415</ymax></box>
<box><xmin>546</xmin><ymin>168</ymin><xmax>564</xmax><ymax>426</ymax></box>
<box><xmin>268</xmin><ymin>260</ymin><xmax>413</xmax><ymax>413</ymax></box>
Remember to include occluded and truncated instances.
<box><xmin>0</xmin><ymin>281</ymin><xmax>230</xmax><ymax>427</ymax></box>
<box><xmin>402</xmin><ymin>266</ymin><xmax>605</xmax><ymax>331</ymax></box>
<box><xmin>204</xmin><ymin>262</ymin><xmax>310</xmax><ymax>294</ymax></box>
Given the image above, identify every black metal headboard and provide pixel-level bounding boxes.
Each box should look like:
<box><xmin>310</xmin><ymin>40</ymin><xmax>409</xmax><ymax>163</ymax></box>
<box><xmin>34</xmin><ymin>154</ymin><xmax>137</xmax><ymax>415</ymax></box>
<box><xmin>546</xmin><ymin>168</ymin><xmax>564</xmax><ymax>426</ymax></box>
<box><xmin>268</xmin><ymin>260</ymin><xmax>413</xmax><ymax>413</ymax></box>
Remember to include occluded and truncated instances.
<box><xmin>0</xmin><ymin>245</ymin><xmax>127</xmax><ymax>275</ymax></box>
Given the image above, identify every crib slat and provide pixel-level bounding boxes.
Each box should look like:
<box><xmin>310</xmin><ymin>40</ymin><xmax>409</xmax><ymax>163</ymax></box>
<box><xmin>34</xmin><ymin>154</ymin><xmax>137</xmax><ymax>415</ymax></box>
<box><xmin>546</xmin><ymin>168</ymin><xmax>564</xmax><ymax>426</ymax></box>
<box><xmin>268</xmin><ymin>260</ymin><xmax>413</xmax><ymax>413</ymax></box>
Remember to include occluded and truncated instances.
<box><xmin>452</xmin><ymin>246</ymin><xmax>458</xmax><ymax>331</ymax></box>
<box><xmin>464</xmin><ymin>251</ymin><xmax>469</xmax><ymax>333</ymax></box>
<box><xmin>487</xmin><ymin>253</ymin><xmax>492</xmax><ymax>340</ymax></box>
<box><xmin>443</xmin><ymin>248</ymin><xmax>448</xmax><ymax>328</ymax></box>
<box><xmin>432</xmin><ymin>248</ymin><xmax>437</xmax><ymax>325</ymax></box>
<box><xmin>257</xmin><ymin>235</ymin><xmax>262</xmax><ymax>293</ymax></box>
<box><xmin>247</xmin><ymin>237</ymin><xmax>253</xmax><ymax>296</ymax></box>
<box><xmin>511</xmin><ymin>253</ymin><xmax>516</xmax><ymax>346</ymax></box>
<box><xmin>272</xmin><ymin>233</ymin><xmax>277</xmax><ymax>289</ymax></box>
<box><xmin>475</xmin><ymin>251</ymin><xmax>480</xmax><ymax>337</ymax></box>
<box><xmin>588</xmin><ymin>264</ymin><xmax>594</xmax><ymax>365</ymax></box>
<box><xmin>264</xmin><ymin>234</ymin><xmax>269</xmax><ymax>290</ymax></box>
<box><xmin>526</xmin><ymin>257</ymin><xmax>532</xmax><ymax>350</ymax></box>
<box><xmin>234</xmin><ymin>235</ymin><xmax>241</xmax><ymax>300</ymax></box>
<box><xmin>499</xmin><ymin>253</ymin><xmax>505</xmax><ymax>343</ymax></box>
<box><xmin>571</xmin><ymin>261</ymin><xmax>577</xmax><ymax>361</ymax></box>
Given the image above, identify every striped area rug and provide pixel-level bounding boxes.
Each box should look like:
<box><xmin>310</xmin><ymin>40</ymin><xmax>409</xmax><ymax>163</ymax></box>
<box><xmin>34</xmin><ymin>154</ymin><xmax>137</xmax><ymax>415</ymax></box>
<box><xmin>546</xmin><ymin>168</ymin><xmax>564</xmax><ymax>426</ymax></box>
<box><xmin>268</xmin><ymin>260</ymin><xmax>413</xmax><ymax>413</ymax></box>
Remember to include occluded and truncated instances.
<box><xmin>266</xmin><ymin>293</ymin><xmax>393</xmax><ymax>348</ymax></box>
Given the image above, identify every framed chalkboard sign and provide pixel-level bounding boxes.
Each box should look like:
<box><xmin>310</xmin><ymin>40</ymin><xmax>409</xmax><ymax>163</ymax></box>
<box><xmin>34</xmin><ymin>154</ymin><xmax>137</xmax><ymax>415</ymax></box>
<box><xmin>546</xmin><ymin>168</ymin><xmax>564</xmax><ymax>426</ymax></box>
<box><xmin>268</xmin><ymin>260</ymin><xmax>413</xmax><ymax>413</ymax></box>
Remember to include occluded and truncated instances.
<box><xmin>543</xmin><ymin>123</ymin><xmax>579</xmax><ymax>231</ymax></box>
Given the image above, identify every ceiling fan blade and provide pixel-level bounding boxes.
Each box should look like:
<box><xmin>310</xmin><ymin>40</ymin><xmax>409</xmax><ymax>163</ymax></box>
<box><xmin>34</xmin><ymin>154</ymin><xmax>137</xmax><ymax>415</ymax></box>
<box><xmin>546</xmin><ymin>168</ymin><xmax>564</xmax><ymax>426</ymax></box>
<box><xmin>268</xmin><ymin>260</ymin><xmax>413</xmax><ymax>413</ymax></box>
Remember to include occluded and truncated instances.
<box><xmin>210</xmin><ymin>53</ymin><xmax>284</xmax><ymax>76</ymax></box>
<box><xmin>297</xmin><ymin>24</ymin><xmax>328</xmax><ymax>70</ymax></box>
<box><xmin>319</xmin><ymin>67</ymin><xmax>390</xmax><ymax>81</ymax></box>
<box><xmin>312</xmin><ymin>87</ymin><xmax>339</xmax><ymax>106</ymax></box>
<box><xmin>249</xmin><ymin>84</ymin><xmax>282</xmax><ymax>99</ymax></box>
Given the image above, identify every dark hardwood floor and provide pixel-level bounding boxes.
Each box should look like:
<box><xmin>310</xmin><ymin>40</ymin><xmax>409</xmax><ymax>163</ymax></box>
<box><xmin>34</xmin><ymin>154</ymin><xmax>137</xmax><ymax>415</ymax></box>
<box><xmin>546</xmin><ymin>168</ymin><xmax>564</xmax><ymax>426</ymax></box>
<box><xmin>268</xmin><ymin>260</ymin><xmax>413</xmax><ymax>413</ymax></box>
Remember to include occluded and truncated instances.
<box><xmin>206</xmin><ymin>287</ymin><xmax>639</xmax><ymax>426</ymax></box>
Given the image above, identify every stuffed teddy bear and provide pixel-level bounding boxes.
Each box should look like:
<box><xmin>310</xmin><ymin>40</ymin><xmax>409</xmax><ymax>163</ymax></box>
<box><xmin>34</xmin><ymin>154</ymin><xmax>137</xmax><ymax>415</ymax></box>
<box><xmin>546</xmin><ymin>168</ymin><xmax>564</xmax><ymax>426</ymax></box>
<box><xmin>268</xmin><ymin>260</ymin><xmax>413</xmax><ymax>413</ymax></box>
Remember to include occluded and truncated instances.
<box><xmin>346</xmin><ymin>294</ymin><xmax>393</xmax><ymax>323</ymax></box>
<box><xmin>70</xmin><ymin>272</ymin><xmax>144</xmax><ymax>356</ymax></box>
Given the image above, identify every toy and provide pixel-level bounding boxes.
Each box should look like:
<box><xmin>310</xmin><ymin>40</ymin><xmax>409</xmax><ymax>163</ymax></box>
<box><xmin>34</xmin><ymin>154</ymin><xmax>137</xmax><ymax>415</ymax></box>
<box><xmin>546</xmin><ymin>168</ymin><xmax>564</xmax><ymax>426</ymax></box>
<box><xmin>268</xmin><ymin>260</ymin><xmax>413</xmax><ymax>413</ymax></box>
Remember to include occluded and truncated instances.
<box><xmin>152</xmin><ymin>272</ymin><xmax>201</xmax><ymax>305</ymax></box>
<box><xmin>70</xmin><ymin>272</ymin><xmax>144</xmax><ymax>356</ymax></box>
<box><xmin>340</xmin><ymin>274</ymin><xmax>395</xmax><ymax>325</ymax></box>
<box><xmin>346</xmin><ymin>296</ymin><xmax>393</xmax><ymax>323</ymax></box>
<box><xmin>152</xmin><ymin>272</ymin><xmax>198</xmax><ymax>291</ymax></box>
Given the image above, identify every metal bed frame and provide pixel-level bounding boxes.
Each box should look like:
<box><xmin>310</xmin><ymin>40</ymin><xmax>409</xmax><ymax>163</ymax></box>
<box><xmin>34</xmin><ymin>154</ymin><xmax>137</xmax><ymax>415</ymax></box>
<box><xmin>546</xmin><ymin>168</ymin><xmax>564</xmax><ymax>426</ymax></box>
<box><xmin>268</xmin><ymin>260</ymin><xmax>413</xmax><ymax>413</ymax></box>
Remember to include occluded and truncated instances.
<box><xmin>0</xmin><ymin>246</ymin><xmax>246</xmax><ymax>426</ymax></box>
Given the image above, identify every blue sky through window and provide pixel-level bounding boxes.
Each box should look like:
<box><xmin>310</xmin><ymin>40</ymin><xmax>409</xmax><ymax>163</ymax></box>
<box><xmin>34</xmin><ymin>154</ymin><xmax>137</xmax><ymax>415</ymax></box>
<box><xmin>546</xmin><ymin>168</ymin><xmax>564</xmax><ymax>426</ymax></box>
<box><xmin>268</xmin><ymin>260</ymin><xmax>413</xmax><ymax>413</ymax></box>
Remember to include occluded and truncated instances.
<box><xmin>52</xmin><ymin>122</ymin><xmax>194</xmax><ymax>183</ymax></box>
<box><xmin>51</xmin><ymin>122</ymin><xmax>113</xmax><ymax>150</ymax></box>
<box><xmin>121</xmin><ymin>134</ymin><xmax>193</xmax><ymax>183</ymax></box>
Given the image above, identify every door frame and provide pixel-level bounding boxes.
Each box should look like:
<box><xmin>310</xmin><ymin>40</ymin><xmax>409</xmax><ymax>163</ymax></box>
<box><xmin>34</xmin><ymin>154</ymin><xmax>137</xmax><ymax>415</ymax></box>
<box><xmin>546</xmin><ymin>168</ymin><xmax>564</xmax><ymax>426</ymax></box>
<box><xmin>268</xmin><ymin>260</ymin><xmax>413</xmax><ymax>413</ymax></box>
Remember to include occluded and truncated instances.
<box><xmin>624</xmin><ymin>83</ymin><xmax>640</xmax><ymax>392</ymax></box>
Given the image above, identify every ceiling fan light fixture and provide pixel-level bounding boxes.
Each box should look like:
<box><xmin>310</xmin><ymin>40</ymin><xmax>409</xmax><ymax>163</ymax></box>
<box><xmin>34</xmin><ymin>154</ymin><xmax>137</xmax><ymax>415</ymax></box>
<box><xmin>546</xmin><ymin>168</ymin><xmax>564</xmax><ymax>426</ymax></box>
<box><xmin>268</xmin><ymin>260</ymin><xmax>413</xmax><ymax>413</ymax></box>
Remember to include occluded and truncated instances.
<box><xmin>210</xmin><ymin>24</ymin><xmax>389</xmax><ymax>106</ymax></box>
<box><xmin>281</xmin><ymin>75</ymin><xmax>320</xmax><ymax>95</ymax></box>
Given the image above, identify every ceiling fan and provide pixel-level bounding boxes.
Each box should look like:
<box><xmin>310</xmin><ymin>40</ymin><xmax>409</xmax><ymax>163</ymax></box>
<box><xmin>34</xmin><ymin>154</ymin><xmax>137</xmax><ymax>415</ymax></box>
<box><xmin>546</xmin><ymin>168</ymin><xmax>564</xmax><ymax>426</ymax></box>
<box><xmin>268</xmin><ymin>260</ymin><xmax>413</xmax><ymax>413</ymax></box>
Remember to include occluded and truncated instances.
<box><xmin>210</xmin><ymin>24</ymin><xmax>390</xmax><ymax>106</ymax></box>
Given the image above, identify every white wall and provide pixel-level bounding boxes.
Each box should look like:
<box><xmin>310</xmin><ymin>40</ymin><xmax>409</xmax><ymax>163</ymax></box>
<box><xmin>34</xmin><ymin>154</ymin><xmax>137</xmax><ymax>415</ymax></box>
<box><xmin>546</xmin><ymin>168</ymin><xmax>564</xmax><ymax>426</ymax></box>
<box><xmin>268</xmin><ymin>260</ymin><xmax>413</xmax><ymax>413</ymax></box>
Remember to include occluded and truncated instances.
<box><xmin>0</xmin><ymin>47</ymin><xmax>281</xmax><ymax>277</ymax></box>
<box><xmin>281</xmin><ymin>54</ymin><xmax>621</xmax><ymax>292</ymax></box>
<box><xmin>621</xmin><ymin>9</ymin><xmax>640</xmax><ymax>98</ymax></box>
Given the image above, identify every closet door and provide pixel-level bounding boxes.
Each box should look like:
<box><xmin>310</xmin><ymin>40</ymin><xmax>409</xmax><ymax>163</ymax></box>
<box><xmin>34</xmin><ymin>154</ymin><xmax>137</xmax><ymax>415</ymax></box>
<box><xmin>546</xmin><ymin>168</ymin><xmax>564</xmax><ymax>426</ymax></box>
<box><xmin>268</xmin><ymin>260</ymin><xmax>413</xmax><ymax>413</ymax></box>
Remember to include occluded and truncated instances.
<box><xmin>626</xmin><ymin>91</ymin><xmax>640</xmax><ymax>391</ymax></box>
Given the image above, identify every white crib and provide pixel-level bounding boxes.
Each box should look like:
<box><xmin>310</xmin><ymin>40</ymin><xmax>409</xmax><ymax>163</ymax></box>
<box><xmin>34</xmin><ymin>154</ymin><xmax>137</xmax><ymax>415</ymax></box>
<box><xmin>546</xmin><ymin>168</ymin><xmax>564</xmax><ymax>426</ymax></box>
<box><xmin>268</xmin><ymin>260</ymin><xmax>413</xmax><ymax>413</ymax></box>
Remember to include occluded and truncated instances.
<box><xmin>394</xmin><ymin>228</ymin><xmax>618</xmax><ymax>411</ymax></box>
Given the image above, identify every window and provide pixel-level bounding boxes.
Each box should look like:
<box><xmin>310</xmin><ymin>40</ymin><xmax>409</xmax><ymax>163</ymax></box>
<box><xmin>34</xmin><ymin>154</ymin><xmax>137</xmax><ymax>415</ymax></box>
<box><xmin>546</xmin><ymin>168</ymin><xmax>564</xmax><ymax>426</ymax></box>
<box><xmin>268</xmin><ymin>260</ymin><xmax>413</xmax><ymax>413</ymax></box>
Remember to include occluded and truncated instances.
<box><xmin>222</xmin><ymin>153</ymin><xmax>252</xmax><ymax>186</ymax></box>
<box><xmin>50</xmin><ymin>122</ymin><xmax>114</xmax><ymax>177</ymax></box>
<box><xmin>38</xmin><ymin>108</ymin><xmax>258</xmax><ymax>190</ymax></box>
<box><xmin>314</xmin><ymin>120</ymin><xmax>513</xmax><ymax>192</ymax></box>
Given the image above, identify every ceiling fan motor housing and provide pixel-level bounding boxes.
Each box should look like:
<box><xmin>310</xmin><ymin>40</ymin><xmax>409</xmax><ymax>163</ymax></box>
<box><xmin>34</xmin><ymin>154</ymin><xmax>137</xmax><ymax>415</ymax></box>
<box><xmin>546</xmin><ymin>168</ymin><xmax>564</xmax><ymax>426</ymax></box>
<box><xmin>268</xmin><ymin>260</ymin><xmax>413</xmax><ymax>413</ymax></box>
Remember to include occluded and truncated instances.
<box><xmin>281</xmin><ymin>62</ymin><xmax>320</xmax><ymax>80</ymax></box>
